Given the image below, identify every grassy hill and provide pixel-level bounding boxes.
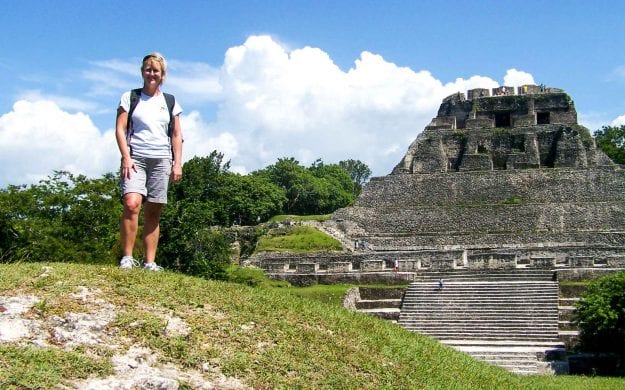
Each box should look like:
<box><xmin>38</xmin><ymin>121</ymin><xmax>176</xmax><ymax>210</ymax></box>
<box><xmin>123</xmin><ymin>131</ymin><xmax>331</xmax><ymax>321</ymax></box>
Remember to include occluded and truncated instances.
<box><xmin>1</xmin><ymin>262</ymin><xmax>624</xmax><ymax>389</ymax></box>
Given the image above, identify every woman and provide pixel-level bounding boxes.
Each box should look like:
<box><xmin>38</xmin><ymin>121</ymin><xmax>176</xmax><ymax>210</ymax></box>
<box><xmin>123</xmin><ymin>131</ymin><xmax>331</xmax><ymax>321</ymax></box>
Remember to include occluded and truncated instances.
<box><xmin>115</xmin><ymin>52</ymin><xmax>183</xmax><ymax>271</ymax></box>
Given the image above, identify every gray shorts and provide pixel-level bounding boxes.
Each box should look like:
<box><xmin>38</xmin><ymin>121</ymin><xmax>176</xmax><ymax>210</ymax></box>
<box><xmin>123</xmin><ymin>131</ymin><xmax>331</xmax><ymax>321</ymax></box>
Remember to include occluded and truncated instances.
<box><xmin>121</xmin><ymin>157</ymin><xmax>172</xmax><ymax>204</ymax></box>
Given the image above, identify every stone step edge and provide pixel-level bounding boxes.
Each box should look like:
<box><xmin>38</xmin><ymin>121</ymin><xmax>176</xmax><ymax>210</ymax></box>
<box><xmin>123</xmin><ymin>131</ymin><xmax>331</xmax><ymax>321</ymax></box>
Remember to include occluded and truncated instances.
<box><xmin>440</xmin><ymin>340</ymin><xmax>565</xmax><ymax>348</ymax></box>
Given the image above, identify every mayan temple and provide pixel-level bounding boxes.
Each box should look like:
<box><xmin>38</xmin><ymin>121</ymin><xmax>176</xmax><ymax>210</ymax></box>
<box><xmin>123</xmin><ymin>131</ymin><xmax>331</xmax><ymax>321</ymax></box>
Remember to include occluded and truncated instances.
<box><xmin>332</xmin><ymin>84</ymin><xmax>625</xmax><ymax>268</ymax></box>
<box><xmin>252</xmin><ymin>85</ymin><xmax>625</xmax><ymax>374</ymax></box>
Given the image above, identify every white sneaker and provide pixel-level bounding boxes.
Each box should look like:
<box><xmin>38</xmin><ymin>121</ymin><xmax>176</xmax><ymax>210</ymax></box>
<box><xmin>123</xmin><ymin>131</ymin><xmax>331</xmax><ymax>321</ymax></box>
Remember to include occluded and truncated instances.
<box><xmin>120</xmin><ymin>256</ymin><xmax>139</xmax><ymax>269</ymax></box>
<box><xmin>142</xmin><ymin>262</ymin><xmax>164</xmax><ymax>272</ymax></box>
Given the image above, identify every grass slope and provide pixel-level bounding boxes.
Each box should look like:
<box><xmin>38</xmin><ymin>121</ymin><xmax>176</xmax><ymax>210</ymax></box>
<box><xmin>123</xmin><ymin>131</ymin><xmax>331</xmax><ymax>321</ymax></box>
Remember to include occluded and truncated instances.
<box><xmin>1</xmin><ymin>263</ymin><xmax>624</xmax><ymax>389</ymax></box>
<box><xmin>256</xmin><ymin>225</ymin><xmax>343</xmax><ymax>252</ymax></box>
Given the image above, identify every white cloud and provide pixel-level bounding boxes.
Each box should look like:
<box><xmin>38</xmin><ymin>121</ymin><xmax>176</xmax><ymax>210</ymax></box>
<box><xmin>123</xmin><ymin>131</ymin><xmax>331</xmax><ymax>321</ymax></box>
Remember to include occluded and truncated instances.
<box><xmin>612</xmin><ymin>115</ymin><xmax>625</xmax><ymax>126</ymax></box>
<box><xmin>180</xmin><ymin>111</ymin><xmax>238</xmax><ymax>161</ymax></box>
<box><xmin>168</xmin><ymin>60</ymin><xmax>222</xmax><ymax>102</ymax></box>
<box><xmin>212</xmin><ymin>35</ymin><xmax>509</xmax><ymax>176</ymax></box>
<box><xmin>503</xmin><ymin>68</ymin><xmax>535</xmax><ymax>87</ymax></box>
<box><xmin>0</xmin><ymin>35</ymin><xmax>537</xmax><ymax>187</ymax></box>
<box><xmin>0</xmin><ymin>100</ymin><xmax>118</xmax><ymax>187</ymax></box>
<box><xmin>82</xmin><ymin>59</ymin><xmax>138</xmax><ymax>98</ymax></box>
<box><xmin>17</xmin><ymin>90</ymin><xmax>100</xmax><ymax>113</ymax></box>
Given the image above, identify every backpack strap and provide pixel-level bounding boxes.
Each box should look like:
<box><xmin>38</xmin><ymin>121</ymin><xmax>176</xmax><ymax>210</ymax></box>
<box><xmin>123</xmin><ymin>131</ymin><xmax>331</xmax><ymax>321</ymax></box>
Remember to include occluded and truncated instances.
<box><xmin>163</xmin><ymin>92</ymin><xmax>175</xmax><ymax>138</ymax></box>
<box><xmin>125</xmin><ymin>88</ymin><xmax>143</xmax><ymax>154</ymax></box>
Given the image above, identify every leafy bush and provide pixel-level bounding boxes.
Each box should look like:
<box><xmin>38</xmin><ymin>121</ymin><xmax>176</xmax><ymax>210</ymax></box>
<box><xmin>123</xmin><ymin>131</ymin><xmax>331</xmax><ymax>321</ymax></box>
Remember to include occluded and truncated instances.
<box><xmin>158</xmin><ymin>224</ymin><xmax>231</xmax><ymax>280</ymax></box>
<box><xmin>575</xmin><ymin>270</ymin><xmax>625</xmax><ymax>356</ymax></box>
<box><xmin>225</xmin><ymin>265</ymin><xmax>290</xmax><ymax>287</ymax></box>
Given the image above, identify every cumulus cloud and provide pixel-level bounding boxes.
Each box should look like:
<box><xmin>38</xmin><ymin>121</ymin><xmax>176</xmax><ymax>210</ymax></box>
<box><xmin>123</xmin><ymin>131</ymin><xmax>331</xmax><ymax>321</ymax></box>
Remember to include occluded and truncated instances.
<box><xmin>180</xmin><ymin>111</ymin><xmax>238</xmax><ymax>162</ymax></box>
<box><xmin>0</xmin><ymin>100</ymin><xmax>118</xmax><ymax>186</ymax></box>
<box><xmin>213</xmin><ymin>35</ymin><xmax>509</xmax><ymax>175</ymax></box>
<box><xmin>17</xmin><ymin>90</ymin><xmax>100</xmax><ymax>113</ymax></box>
<box><xmin>503</xmin><ymin>68</ymin><xmax>535</xmax><ymax>87</ymax></box>
<box><xmin>1</xmin><ymin>35</ymin><xmax>537</xmax><ymax>187</ymax></box>
<box><xmin>612</xmin><ymin>115</ymin><xmax>625</xmax><ymax>126</ymax></box>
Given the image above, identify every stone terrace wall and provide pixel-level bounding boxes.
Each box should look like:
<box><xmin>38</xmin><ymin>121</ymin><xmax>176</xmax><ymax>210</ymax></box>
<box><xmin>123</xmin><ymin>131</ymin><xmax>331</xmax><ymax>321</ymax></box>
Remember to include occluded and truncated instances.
<box><xmin>332</xmin><ymin>166</ymin><xmax>625</xmax><ymax>255</ymax></box>
<box><xmin>335</xmin><ymin>203</ymin><xmax>625</xmax><ymax>236</ymax></box>
<box><xmin>353</xmin><ymin>167</ymin><xmax>625</xmax><ymax>208</ymax></box>
<box><xmin>249</xmin><ymin>247</ymin><xmax>625</xmax><ymax>283</ymax></box>
<box><xmin>363</xmin><ymin>231</ymin><xmax>625</xmax><ymax>251</ymax></box>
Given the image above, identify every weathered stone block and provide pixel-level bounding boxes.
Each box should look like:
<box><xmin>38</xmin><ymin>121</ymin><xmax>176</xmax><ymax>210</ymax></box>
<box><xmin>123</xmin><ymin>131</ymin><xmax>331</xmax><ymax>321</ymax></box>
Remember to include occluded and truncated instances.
<box><xmin>327</xmin><ymin>262</ymin><xmax>352</xmax><ymax>272</ymax></box>
<box><xmin>466</xmin><ymin>118</ymin><xmax>494</xmax><ymax>129</ymax></box>
<box><xmin>296</xmin><ymin>263</ymin><xmax>318</xmax><ymax>273</ymax></box>
<box><xmin>459</xmin><ymin>154</ymin><xmax>493</xmax><ymax>171</ymax></box>
<box><xmin>429</xmin><ymin>258</ymin><xmax>454</xmax><ymax>270</ymax></box>
<box><xmin>513</xmin><ymin>114</ymin><xmax>536</xmax><ymax>127</ymax></box>
<box><xmin>606</xmin><ymin>256</ymin><xmax>625</xmax><ymax>267</ymax></box>
<box><xmin>491</xmin><ymin>254</ymin><xmax>517</xmax><ymax>269</ymax></box>
<box><xmin>568</xmin><ymin>256</ymin><xmax>594</xmax><ymax>267</ymax></box>
<box><xmin>399</xmin><ymin>260</ymin><xmax>419</xmax><ymax>271</ymax></box>
<box><xmin>530</xmin><ymin>257</ymin><xmax>556</xmax><ymax>268</ymax></box>
<box><xmin>267</xmin><ymin>262</ymin><xmax>289</xmax><ymax>272</ymax></box>
<box><xmin>361</xmin><ymin>260</ymin><xmax>384</xmax><ymax>271</ymax></box>
<box><xmin>468</xmin><ymin>254</ymin><xmax>516</xmax><ymax>270</ymax></box>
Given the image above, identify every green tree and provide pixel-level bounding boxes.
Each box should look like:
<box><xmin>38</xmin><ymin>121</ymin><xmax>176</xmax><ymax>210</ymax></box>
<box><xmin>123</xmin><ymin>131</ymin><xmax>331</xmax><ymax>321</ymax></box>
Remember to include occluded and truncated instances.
<box><xmin>256</xmin><ymin>158</ymin><xmax>355</xmax><ymax>215</ymax></box>
<box><xmin>0</xmin><ymin>210</ymin><xmax>20</xmax><ymax>262</ymax></box>
<box><xmin>220</xmin><ymin>174</ymin><xmax>286</xmax><ymax>225</ymax></box>
<box><xmin>159</xmin><ymin>152</ymin><xmax>286</xmax><ymax>278</ymax></box>
<box><xmin>309</xmin><ymin>161</ymin><xmax>356</xmax><ymax>212</ymax></box>
<box><xmin>255</xmin><ymin>157</ymin><xmax>308</xmax><ymax>213</ymax></box>
<box><xmin>575</xmin><ymin>270</ymin><xmax>625</xmax><ymax>356</ymax></box>
<box><xmin>0</xmin><ymin>171</ymin><xmax>121</xmax><ymax>263</ymax></box>
<box><xmin>339</xmin><ymin>159</ymin><xmax>372</xmax><ymax>196</ymax></box>
<box><xmin>594</xmin><ymin>125</ymin><xmax>625</xmax><ymax>164</ymax></box>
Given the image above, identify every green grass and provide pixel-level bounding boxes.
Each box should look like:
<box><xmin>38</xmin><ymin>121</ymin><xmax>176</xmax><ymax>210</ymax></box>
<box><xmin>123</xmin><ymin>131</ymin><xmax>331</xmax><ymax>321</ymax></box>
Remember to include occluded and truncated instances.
<box><xmin>256</xmin><ymin>225</ymin><xmax>343</xmax><ymax>252</ymax></box>
<box><xmin>281</xmin><ymin>284</ymin><xmax>410</xmax><ymax>307</ymax></box>
<box><xmin>279</xmin><ymin>284</ymin><xmax>354</xmax><ymax>306</ymax></box>
<box><xmin>269</xmin><ymin>214</ymin><xmax>332</xmax><ymax>222</ymax></box>
<box><xmin>502</xmin><ymin>196</ymin><xmax>524</xmax><ymax>205</ymax></box>
<box><xmin>0</xmin><ymin>344</ymin><xmax>113</xmax><ymax>389</ymax></box>
<box><xmin>1</xmin><ymin>262</ymin><xmax>625</xmax><ymax>389</ymax></box>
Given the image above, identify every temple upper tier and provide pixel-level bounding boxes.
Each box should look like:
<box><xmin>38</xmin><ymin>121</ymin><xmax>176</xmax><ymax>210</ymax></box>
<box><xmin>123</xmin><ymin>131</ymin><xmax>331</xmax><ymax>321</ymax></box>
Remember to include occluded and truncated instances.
<box><xmin>392</xmin><ymin>85</ymin><xmax>613</xmax><ymax>174</ymax></box>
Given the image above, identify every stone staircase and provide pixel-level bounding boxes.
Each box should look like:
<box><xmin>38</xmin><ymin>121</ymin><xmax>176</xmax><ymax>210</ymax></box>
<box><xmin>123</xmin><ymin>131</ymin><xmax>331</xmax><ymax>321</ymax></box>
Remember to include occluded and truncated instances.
<box><xmin>397</xmin><ymin>270</ymin><xmax>567</xmax><ymax>374</ymax></box>
<box><xmin>352</xmin><ymin>287</ymin><xmax>404</xmax><ymax>321</ymax></box>
<box><xmin>558</xmin><ymin>283</ymin><xmax>582</xmax><ymax>350</ymax></box>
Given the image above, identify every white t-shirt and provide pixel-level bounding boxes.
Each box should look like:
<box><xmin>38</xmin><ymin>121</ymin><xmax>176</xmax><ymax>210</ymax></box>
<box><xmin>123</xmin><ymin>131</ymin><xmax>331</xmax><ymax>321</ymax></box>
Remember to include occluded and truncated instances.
<box><xmin>119</xmin><ymin>90</ymin><xmax>183</xmax><ymax>158</ymax></box>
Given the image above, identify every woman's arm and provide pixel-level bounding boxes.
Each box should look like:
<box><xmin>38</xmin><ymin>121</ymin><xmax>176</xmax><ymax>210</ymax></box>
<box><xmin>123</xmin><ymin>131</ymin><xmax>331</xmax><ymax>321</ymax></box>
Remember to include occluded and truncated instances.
<box><xmin>115</xmin><ymin>107</ymin><xmax>135</xmax><ymax>179</ymax></box>
<box><xmin>170</xmin><ymin>114</ymin><xmax>183</xmax><ymax>182</ymax></box>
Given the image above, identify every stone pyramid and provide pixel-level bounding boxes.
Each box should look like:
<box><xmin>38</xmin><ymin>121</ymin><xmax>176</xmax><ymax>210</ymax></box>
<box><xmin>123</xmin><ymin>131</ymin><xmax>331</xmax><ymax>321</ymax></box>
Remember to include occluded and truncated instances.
<box><xmin>332</xmin><ymin>85</ymin><xmax>625</xmax><ymax>271</ymax></box>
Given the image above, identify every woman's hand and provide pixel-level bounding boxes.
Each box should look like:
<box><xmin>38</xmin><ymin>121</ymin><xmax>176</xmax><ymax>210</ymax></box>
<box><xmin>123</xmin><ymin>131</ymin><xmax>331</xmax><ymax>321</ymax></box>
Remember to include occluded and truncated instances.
<box><xmin>121</xmin><ymin>156</ymin><xmax>136</xmax><ymax>179</ymax></box>
<box><xmin>171</xmin><ymin>163</ymin><xmax>183</xmax><ymax>182</ymax></box>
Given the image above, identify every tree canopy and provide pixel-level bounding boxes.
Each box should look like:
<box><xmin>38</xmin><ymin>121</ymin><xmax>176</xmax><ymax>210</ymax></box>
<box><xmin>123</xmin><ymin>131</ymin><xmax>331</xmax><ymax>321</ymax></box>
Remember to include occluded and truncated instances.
<box><xmin>253</xmin><ymin>157</ymin><xmax>360</xmax><ymax>214</ymax></box>
<box><xmin>594</xmin><ymin>125</ymin><xmax>625</xmax><ymax>164</ymax></box>
<box><xmin>0</xmin><ymin>171</ymin><xmax>122</xmax><ymax>264</ymax></box>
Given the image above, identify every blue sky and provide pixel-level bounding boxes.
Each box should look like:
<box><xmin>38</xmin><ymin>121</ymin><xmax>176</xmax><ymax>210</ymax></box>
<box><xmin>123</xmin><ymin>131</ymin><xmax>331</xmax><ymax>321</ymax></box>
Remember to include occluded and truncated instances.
<box><xmin>1</xmin><ymin>0</ymin><xmax>625</xmax><ymax>187</ymax></box>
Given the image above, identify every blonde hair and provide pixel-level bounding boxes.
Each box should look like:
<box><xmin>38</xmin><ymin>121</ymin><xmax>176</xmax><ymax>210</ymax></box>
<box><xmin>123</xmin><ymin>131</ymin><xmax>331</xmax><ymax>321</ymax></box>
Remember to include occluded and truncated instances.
<box><xmin>141</xmin><ymin>52</ymin><xmax>167</xmax><ymax>84</ymax></box>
